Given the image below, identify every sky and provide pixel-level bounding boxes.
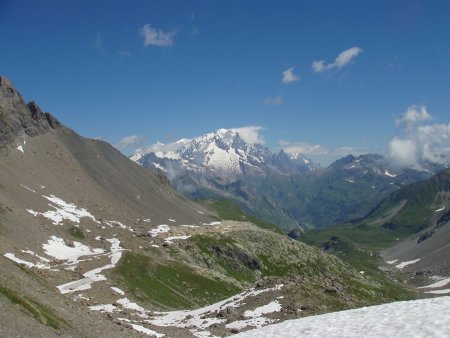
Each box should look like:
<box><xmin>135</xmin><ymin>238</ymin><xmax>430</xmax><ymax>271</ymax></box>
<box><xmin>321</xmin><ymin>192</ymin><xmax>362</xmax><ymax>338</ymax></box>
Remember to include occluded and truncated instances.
<box><xmin>1</xmin><ymin>0</ymin><xmax>450</xmax><ymax>165</ymax></box>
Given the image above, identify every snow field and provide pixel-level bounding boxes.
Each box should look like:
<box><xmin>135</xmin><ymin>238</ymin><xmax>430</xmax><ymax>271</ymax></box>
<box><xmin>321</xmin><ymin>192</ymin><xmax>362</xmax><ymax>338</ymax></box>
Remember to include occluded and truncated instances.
<box><xmin>234</xmin><ymin>296</ymin><xmax>450</xmax><ymax>338</ymax></box>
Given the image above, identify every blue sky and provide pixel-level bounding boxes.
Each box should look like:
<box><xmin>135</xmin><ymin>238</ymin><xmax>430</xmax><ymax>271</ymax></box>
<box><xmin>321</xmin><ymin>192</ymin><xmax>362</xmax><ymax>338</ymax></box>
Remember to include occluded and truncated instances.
<box><xmin>1</xmin><ymin>0</ymin><xmax>450</xmax><ymax>165</ymax></box>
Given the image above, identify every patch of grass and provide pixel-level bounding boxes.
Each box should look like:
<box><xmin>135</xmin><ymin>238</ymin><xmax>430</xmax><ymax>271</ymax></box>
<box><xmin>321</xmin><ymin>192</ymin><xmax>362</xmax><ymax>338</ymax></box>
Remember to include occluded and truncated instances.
<box><xmin>68</xmin><ymin>226</ymin><xmax>85</xmax><ymax>239</ymax></box>
<box><xmin>113</xmin><ymin>252</ymin><xmax>240</xmax><ymax>310</ymax></box>
<box><xmin>0</xmin><ymin>284</ymin><xmax>69</xmax><ymax>330</ymax></box>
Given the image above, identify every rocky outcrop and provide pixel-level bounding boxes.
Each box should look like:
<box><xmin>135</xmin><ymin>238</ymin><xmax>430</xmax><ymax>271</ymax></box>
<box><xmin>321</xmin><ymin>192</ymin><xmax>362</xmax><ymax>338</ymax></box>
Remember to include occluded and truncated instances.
<box><xmin>0</xmin><ymin>76</ymin><xmax>61</xmax><ymax>148</ymax></box>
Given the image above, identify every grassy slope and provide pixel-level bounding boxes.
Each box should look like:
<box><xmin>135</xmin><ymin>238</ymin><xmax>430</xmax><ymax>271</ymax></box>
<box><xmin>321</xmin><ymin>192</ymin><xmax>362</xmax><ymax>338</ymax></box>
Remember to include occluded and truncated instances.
<box><xmin>299</xmin><ymin>170</ymin><xmax>450</xmax><ymax>302</ymax></box>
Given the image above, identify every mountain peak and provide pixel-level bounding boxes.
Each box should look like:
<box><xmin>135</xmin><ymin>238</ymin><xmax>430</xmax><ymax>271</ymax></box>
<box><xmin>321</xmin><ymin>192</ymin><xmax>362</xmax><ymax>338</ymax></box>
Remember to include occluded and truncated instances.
<box><xmin>0</xmin><ymin>76</ymin><xmax>15</xmax><ymax>90</ymax></box>
<box><xmin>0</xmin><ymin>76</ymin><xmax>25</xmax><ymax>106</ymax></box>
<box><xmin>0</xmin><ymin>76</ymin><xmax>62</xmax><ymax>148</ymax></box>
<box><xmin>132</xmin><ymin>127</ymin><xmax>318</xmax><ymax>181</ymax></box>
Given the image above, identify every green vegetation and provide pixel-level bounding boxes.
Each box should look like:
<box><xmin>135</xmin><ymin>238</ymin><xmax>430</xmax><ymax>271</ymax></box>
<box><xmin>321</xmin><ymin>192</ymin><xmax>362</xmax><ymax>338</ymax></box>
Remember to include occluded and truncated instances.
<box><xmin>113</xmin><ymin>251</ymin><xmax>240</xmax><ymax>310</ymax></box>
<box><xmin>68</xmin><ymin>226</ymin><xmax>85</xmax><ymax>239</ymax></box>
<box><xmin>0</xmin><ymin>284</ymin><xmax>69</xmax><ymax>330</ymax></box>
<box><xmin>209</xmin><ymin>199</ymin><xmax>282</xmax><ymax>233</ymax></box>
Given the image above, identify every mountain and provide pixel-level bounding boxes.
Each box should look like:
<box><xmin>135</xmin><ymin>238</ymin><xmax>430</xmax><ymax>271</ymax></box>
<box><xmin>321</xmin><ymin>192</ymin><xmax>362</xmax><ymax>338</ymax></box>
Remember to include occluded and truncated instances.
<box><xmin>133</xmin><ymin>128</ymin><xmax>319</xmax><ymax>180</ymax></box>
<box><xmin>302</xmin><ymin>167</ymin><xmax>450</xmax><ymax>294</ymax></box>
<box><xmin>0</xmin><ymin>76</ymin><xmax>415</xmax><ymax>336</ymax></box>
<box><xmin>133</xmin><ymin>133</ymin><xmax>441</xmax><ymax>229</ymax></box>
<box><xmin>279</xmin><ymin>153</ymin><xmax>440</xmax><ymax>228</ymax></box>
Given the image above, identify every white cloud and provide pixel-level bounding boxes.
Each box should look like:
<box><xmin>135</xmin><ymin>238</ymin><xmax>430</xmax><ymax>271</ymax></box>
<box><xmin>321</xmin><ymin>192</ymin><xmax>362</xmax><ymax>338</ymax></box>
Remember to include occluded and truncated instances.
<box><xmin>139</xmin><ymin>24</ymin><xmax>175</xmax><ymax>47</ymax></box>
<box><xmin>233</xmin><ymin>126</ymin><xmax>265</xmax><ymax>145</ymax></box>
<box><xmin>282</xmin><ymin>67</ymin><xmax>300</xmax><ymax>84</ymax></box>
<box><xmin>386</xmin><ymin>105</ymin><xmax>450</xmax><ymax>168</ymax></box>
<box><xmin>395</xmin><ymin>105</ymin><xmax>432</xmax><ymax>130</ymax></box>
<box><xmin>115</xmin><ymin>135</ymin><xmax>146</xmax><ymax>150</ymax></box>
<box><xmin>386</xmin><ymin>138</ymin><xmax>418</xmax><ymax>168</ymax></box>
<box><xmin>279</xmin><ymin>141</ymin><xmax>328</xmax><ymax>155</ymax></box>
<box><xmin>263</xmin><ymin>95</ymin><xmax>283</xmax><ymax>106</ymax></box>
<box><xmin>312</xmin><ymin>47</ymin><xmax>363</xmax><ymax>73</ymax></box>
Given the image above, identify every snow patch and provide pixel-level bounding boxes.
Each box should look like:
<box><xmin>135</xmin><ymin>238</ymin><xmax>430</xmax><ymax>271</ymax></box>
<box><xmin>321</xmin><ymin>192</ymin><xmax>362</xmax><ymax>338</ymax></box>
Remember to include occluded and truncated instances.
<box><xmin>395</xmin><ymin>258</ymin><xmax>421</xmax><ymax>269</ymax></box>
<box><xmin>111</xmin><ymin>287</ymin><xmax>125</xmax><ymax>295</ymax></box>
<box><xmin>89</xmin><ymin>304</ymin><xmax>117</xmax><ymax>313</ymax></box>
<box><xmin>435</xmin><ymin>206</ymin><xmax>445</xmax><ymax>212</ymax></box>
<box><xmin>386</xmin><ymin>259</ymin><xmax>398</xmax><ymax>265</ymax></box>
<box><xmin>149</xmin><ymin>224</ymin><xmax>170</xmax><ymax>237</ymax></box>
<box><xmin>425</xmin><ymin>288</ymin><xmax>450</xmax><ymax>295</ymax></box>
<box><xmin>419</xmin><ymin>277</ymin><xmax>450</xmax><ymax>289</ymax></box>
<box><xmin>4</xmin><ymin>253</ymin><xmax>51</xmax><ymax>269</ymax></box>
<box><xmin>20</xmin><ymin>184</ymin><xmax>36</xmax><ymax>193</ymax></box>
<box><xmin>57</xmin><ymin>238</ymin><xmax>123</xmax><ymax>294</ymax></box>
<box><xmin>152</xmin><ymin>162</ymin><xmax>167</xmax><ymax>173</ymax></box>
<box><xmin>43</xmin><ymin>236</ymin><xmax>104</xmax><ymax>265</ymax></box>
<box><xmin>243</xmin><ymin>300</ymin><xmax>282</xmax><ymax>318</ymax></box>
<box><xmin>17</xmin><ymin>145</ymin><xmax>24</xmax><ymax>153</ymax></box>
<box><xmin>226</xmin><ymin>317</ymin><xmax>275</xmax><ymax>331</ymax></box>
<box><xmin>129</xmin><ymin>324</ymin><xmax>164</xmax><ymax>337</ymax></box>
<box><xmin>384</xmin><ymin>170</ymin><xmax>397</xmax><ymax>178</ymax></box>
<box><xmin>164</xmin><ymin>235</ymin><xmax>191</xmax><ymax>244</ymax></box>
<box><xmin>117</xmin><ymin>298</ymin><xmax>148</xmax><ymax>318</ymax></box>
<box><xmin>27</xmin><ymin>195</ymin><xmax>96</xmax><ymax>226</ymax></box>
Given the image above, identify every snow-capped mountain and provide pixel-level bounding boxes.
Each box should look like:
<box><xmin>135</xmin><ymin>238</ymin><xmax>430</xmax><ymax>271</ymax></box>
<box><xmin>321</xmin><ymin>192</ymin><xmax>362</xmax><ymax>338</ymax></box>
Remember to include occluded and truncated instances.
<box><xmin>132</xmin><ymin>128</ymin><xmax>319</xmax><ymax>180</ymax></box>
<box><xmin>327</xmin><ymin>153</ymin><xmax>445</xmax><ymax>180</ymax></box>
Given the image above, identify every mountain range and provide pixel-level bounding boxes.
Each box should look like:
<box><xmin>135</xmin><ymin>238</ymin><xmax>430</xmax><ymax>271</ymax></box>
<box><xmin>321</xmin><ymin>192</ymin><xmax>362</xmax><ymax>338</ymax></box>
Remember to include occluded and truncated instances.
<box><xmin>0</xmin><ymin>76</ymin><xmax>418</xmax><ymax>336</ymax></box>
<box><xmin>132</xmin><ymin>130</ymin><xmax>444</xmax><ymax>229</ymax></box>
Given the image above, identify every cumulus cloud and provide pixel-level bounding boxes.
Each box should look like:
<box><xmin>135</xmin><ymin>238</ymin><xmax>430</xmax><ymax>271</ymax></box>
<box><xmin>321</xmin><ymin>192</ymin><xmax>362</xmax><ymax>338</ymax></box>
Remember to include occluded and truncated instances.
<box><xmin>395</xmin><ymin>105</ymin><xmax>432</xmax><ymax>130</ymax></box>
<box><xmin>115</xmin><ymin>135</ymin><xmax>146</xmax><ymax>150</ymax></box>
<box><xmin>385</xmin><ymin>105</ymin><xmax>450</xmax><ymax>168</ymax></box>
<box><xmin>263</xmin><ymin>95</ymin><xmax>283</xmax><ymax>106</ymax></box>
<box><xmin>139</xmin><ymin>24</ymin><xmax>175</xmax><ymax>47</ymax></box>
<box><xmin>282</xmin><ymin>67</ymin><xmax>300</xmax><ymax>84</ymax></box>
<box><xmin>233</xmin><ymin>126</ymin><xmax>265</xmax><ymax>145</ymax></box>
<box><xmin>312</xmin><ymin>47</ymin><xmax>363</xmax><ymax>73</ymax></box>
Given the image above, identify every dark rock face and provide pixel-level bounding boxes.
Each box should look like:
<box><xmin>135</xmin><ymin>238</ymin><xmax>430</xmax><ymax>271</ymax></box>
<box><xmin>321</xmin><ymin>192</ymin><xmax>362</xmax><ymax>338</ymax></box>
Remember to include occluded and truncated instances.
<box><xmin>211</xmin><ymin>245</ymin><xmax>261</xmax><ymax>270</ymax></box>
<box><xmin>0</xmin><ymin>76</ymin><xmax>62</xmax><ymax>148</ymax></box>
<box><xmin>417</xmin><ymin>230</ymin><xmax>435</xmax><ymax>244</ymax></box>
<box><xmin>437</xmin><ymin>210</ymin><xmax>450</xmax><ymax>228</ymax></box>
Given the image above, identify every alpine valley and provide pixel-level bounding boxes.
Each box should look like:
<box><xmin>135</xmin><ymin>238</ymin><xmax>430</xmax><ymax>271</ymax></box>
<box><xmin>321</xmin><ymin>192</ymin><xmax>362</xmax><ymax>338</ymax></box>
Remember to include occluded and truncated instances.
<box><xmin>1</xmin><ymin>75</ymin><xmax>449</xmax><ymax>338</ymax></box>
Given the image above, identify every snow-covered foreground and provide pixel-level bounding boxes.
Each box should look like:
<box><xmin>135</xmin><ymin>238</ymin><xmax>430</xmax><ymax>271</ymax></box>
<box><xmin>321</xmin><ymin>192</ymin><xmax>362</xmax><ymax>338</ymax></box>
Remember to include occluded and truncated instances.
<box><xmin>234</xmin><ymin>296</ymin><xmax>450</xmax><ymax>338</ymax></box>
